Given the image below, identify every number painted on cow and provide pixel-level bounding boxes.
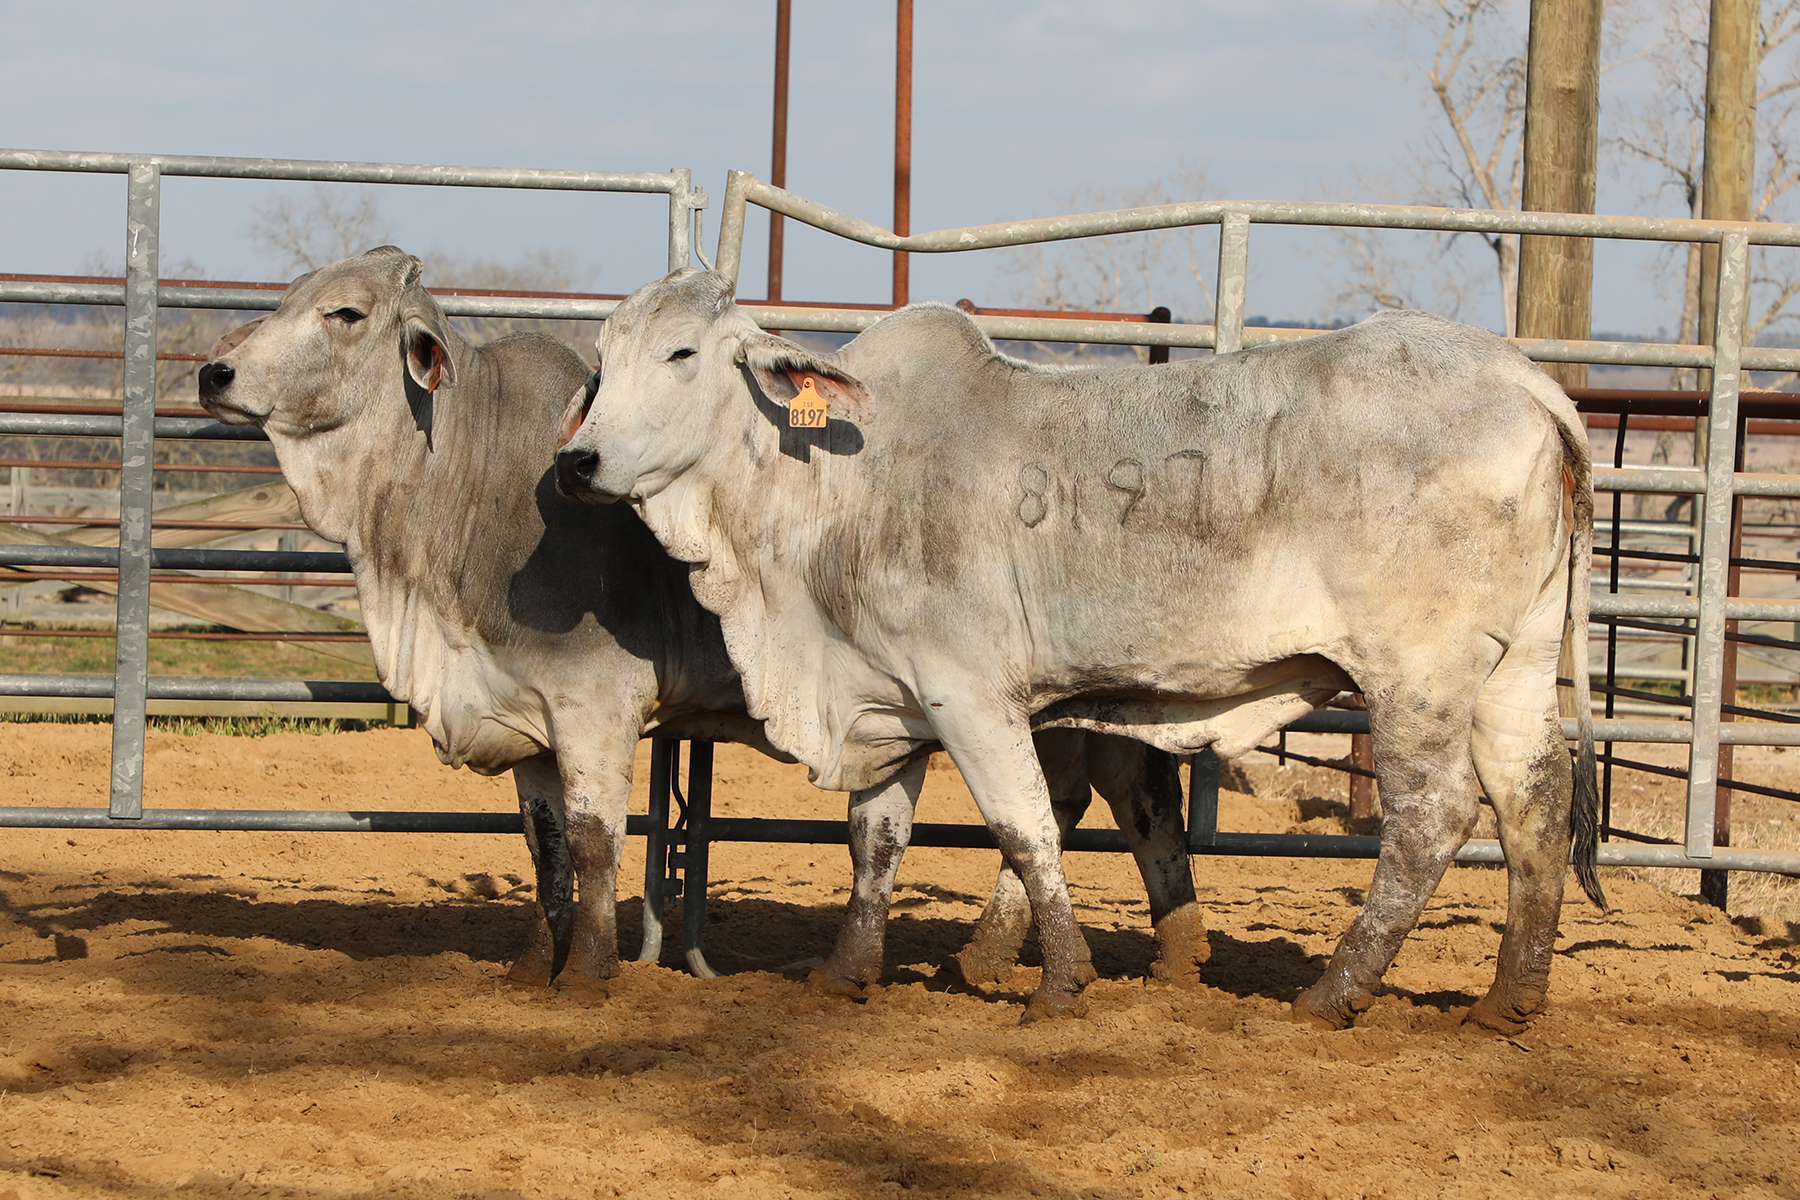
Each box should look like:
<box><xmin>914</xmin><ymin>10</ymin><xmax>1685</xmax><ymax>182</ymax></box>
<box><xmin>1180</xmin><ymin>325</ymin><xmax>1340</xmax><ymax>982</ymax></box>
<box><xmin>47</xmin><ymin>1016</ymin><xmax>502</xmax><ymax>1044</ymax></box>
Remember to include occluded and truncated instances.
<box><xmin>1017</xmin><ymin>463</ymin><xmax>1050</xmax><ymax>528</ymax></box>
<box><xmin>1104</xmin><ymin>458</ymin><xmax>1146</xmax><ymax>526</ymax></box>
<box><xmin>1015</xmin><ymin>452</ymin><xmax>1207</xmax><ymax>532</ymax></box>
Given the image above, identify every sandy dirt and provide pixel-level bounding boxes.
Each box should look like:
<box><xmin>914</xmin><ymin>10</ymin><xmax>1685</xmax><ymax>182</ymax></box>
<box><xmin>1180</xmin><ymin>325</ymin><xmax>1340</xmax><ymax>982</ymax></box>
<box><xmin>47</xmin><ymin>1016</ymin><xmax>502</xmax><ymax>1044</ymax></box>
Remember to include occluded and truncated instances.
<box><xmin>1</xmin><ymin>722</ymin><xmax>1797</xmax><ymax>1200</ymax></box>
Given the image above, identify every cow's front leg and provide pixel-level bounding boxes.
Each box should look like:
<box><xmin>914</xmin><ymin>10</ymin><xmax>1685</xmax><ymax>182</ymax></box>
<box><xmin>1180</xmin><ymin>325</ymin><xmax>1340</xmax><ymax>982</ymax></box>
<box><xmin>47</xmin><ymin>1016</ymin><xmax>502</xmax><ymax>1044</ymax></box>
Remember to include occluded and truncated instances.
<box><xmin>506</xmin><ymin>752</ymin><xmax>571</xmax><ymax>986</ymax></box>
<box><xmin>952</xmin><ymin>730</ymin><xmax>1092</xmax><ymax>990</ymax></box>
<box><xmin>934</xmin><ymin>708</ymin><xmax>1096</xmax><ymax>1022</ymax></box>
<box><xmin>1086</xmin><ymin>736</ymin><xmax>1206</xmax><ymax>984</ymax></box>
<box><xmin>812</xmin><ymin>756</ymin><xmax>926</xmax><ymax>998</ymax></box>
<box><xmin>552</xmin><ymin>733</ymin><xmax>638</xmax><ymax>993</ymax></box>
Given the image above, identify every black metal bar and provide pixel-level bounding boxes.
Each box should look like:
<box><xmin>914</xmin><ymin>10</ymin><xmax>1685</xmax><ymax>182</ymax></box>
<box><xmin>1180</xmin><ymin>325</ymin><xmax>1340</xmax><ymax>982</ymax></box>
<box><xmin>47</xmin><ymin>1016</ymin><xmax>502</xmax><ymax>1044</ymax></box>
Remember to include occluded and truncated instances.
<box><xmin>1147</xmin><ymin>306</ymin><xmax>1172</xmax><ymax>364</ymax></box>
<box><xmin>1188</xmin><ymin>748</ymin><xmax>1219</xmax><ymax>847</ymax></box>
<box><xmin>637</xmin><ymin>738</ymin><xmax>673</xmax><ymax>962</ymax></box>
<box><xmin>681</xmin><ymin>740</ymin><xmax>717</xmax><ymax>977</ymax></box>
<box><xmin>1594</xmin><ymin>752</ymin><xmax>1800</xmax><ymax>803</ymax></box>
<box><xmin>0</xmin><ymin>545</ymin><xmax>351</xmax><ymax>573</ymax></box>
<box><xmin>0</xmin><ymin>414</ymin><xmax>268</xmax><ymax>441</ymax></box>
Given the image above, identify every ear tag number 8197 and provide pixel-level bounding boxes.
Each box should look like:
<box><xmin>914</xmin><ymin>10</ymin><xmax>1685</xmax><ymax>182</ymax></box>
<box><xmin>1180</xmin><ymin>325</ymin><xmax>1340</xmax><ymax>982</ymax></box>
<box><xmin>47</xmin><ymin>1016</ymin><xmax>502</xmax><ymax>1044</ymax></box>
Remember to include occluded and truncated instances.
<box><xmin>789</xmin><ymin>375</ymin><xmax>828</xmax><ymax>428</ymax></box>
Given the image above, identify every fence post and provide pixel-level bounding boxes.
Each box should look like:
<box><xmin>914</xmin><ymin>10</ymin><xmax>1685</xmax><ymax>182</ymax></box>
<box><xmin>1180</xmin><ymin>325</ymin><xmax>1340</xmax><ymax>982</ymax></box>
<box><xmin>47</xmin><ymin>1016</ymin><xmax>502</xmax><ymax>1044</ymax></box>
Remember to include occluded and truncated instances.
<box><xmin>1213</xmin><ymin>213</ymin><xmax>1249</xmax><ymax>355</ymax></box>
<box><xmin>1685</xmin><ymin>230</ymin><xmax>1750</xmax><ymax>873</ymax></box>
<box><xmin>109</xmin><ymin>161</ymin><xmax>160</xmax><ymax>821</ymax></box>
<box><xmin>1147</xmin><ymin>306</ymin><xmax>1171</xmax><ymax>364</ymax></box>
<box><xmin>681</xmin><ymin>739</ymin><xmax>718</xmax><ymax>978</ymax></box>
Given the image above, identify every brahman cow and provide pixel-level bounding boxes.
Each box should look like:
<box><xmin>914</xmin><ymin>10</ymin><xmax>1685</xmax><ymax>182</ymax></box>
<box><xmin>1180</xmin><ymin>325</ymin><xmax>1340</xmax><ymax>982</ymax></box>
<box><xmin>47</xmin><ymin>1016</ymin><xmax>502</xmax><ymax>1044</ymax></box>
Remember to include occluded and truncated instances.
<box><xmin>195</xmin><ymin>247</ymin><xmax>1207</xmax><ymax>996</ymax></box>
<box><xmin>554</xmin><ymin>268</ymin><xmax>1603</xmax><ymax>1028</ymax></box>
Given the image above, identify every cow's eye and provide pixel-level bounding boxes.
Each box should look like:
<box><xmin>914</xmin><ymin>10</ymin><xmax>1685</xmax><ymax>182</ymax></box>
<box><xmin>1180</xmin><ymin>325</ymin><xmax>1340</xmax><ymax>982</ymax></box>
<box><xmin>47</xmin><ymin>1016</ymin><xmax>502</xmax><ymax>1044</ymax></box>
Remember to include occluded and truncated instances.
<box><xmin>667</xmin><ymin>347</ymin><xmax>696</xmax><ymax>362</ymax></box>
<box><xmin>325</xmin><ymin>308</ymin><xmax>366</xmax><ymax>325</ymax></box>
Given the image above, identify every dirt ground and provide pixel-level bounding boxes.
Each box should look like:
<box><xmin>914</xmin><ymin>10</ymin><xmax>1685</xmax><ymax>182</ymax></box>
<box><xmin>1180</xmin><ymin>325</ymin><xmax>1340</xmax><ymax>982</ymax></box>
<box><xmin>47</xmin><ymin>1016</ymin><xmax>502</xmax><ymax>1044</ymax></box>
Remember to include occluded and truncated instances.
<box><xmin>1</xmin><ymin>723</ymin><xmax>1797</xmax><ymax>1200</ymax></box>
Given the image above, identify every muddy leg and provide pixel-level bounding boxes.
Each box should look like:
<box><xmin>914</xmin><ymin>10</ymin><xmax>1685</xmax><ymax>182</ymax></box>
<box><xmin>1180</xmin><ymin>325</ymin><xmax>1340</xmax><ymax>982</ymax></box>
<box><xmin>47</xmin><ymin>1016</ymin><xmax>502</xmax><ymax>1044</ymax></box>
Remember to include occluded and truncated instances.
<box><xmin>1292</xmin><ymin>693</ymin><xmax>1481</xmax><ymax>1029</ymax></box>
<box><xmin>506</xmin><ymin>752</ymin><xmax>571</xmax><ymax>987</ymax></box>
<box><xmin>949</xmin><ymin>730</ymin><xmax>1092</xmax><ymax>990</ymax></box>
<box><xmin>1467</xmin><ymin>639</ymin><xmax>1576</xmax><ymax>1032</ymax></box>
<box><xmin>551</xmin><ymin>734</ymin><xmax>636</xmax><ymax>993</ymax></box>
<box><xmin>812</xmin><ymin>757</ymin><xmax>926</xmax><ymax>998</ymax></box>
<box><xmin>1087</xmin><ymin>736</ymin><xmax>1206</xmax><ymax>984</ymax></box>
<box><xmin>932</xmin><ymin>706</ymin><xmax>1096</xmax><ymax>1022</ymax></box>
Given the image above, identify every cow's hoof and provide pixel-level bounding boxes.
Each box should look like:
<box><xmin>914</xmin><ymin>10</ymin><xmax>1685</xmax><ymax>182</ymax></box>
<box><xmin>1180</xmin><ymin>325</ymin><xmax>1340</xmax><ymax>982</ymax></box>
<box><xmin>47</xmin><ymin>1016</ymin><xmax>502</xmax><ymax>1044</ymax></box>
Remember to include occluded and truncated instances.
<box><xmin>552</xmin><ymin>972</ymin><xmax>612</xmax><ymax>1002</ymax></box>
<box><xmin>807</xmin><ymin>966</ymin><xmax>870</xmax><ymax>1001</ymax></box>
<box><xmin>938</xmin><ymin>949</ymin><xmax>1012</xmax><ymax>993</ymax></box>
<box><xmin>1149</xmin><ymin>905</ymin><xmax>1211</xmax><ymax>986</ymax></box>
<box><xmin>1020</xmin><ymin>987</ymin><xmax>1089</xmax><ymax>1024</ymax></box>
<box><xmin>1464</xmin><ymin>994</ymin><xmax>1539</xmax><ymax>1035</ymax></box>
<box><xmin>1289</xmin><ymin>985</ymin><xmax>1358</xmax><ymax>1030</ymax></box>
<box><xmin>504</xmin><ymin>954</ymin><xmax>557</xmax><ymax>988</ymax></box>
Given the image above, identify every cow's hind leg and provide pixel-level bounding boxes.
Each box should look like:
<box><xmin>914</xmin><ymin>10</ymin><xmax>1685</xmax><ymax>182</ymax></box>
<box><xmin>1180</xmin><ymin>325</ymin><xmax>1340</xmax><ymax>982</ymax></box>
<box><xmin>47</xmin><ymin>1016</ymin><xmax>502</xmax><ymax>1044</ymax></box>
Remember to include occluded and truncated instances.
<box><xmin>1292</xmin><ymin>687</ymin><xmax>1482</xmax><ymax>1029</ymax></box>
<box><xmin>1466</xmin><ymin>614</ymin><xmax>1575</xmax><ymax>1033</ymax></box>
<box><xmin>507</xmin><ymin>752</ymin><xmax>572</xmax><ymax>987</ymax></box>
<box><xmin>948</xmin><ymin>730</ymin><xmax>1093</xmax><ymax>990</ymax></box>
<box><xmin>1085</xmin><ymin>736</ymin><xmax>1205</xmax><ymax>984</ymax></box>
<box><xmin>811</xmin><ymin>756</ymin><xmax>927</xmax><ymax>998</ymax></box>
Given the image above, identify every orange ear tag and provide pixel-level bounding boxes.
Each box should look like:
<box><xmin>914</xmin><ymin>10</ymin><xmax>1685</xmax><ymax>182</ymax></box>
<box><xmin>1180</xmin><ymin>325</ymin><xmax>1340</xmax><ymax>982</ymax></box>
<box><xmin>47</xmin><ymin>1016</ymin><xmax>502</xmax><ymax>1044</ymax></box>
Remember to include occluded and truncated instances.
<box><xmin>788</xmin><ymin>375</ymin><xmax>828</xmax><ymax>428</ymax></box>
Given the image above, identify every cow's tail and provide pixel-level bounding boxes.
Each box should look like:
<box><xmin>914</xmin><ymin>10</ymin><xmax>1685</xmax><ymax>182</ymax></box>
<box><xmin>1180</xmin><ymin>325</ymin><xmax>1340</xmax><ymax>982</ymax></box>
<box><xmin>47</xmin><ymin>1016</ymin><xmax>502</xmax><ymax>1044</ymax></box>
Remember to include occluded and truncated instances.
<box><xmin>1526</xmin><ymin>367</ymin><xmax>1607</xmax><ymax>911</ymax></box>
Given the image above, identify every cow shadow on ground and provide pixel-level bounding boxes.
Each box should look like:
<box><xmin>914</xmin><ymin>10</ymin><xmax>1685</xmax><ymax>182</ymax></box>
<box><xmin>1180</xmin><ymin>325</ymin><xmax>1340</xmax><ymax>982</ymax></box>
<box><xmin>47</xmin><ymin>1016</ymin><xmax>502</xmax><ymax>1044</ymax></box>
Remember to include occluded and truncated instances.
<box><xmin>2</xmin><ymin>886</ymin><xmax>535</xmax><ymax>971</ymax></box>
<box><xmin>10</xmin><ymin>885</ymin><xmax>1348</xmax><ymax>1012</ymax></box>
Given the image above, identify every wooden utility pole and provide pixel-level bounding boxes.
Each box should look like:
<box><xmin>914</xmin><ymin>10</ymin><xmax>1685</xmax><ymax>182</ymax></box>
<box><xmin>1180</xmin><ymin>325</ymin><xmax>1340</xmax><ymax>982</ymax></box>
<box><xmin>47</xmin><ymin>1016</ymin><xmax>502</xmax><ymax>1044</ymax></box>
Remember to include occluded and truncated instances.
<box><xmin>893</xmin><ymin>0</ymin><xmax>913</xmax><ymax>308</ymax></box>
<box><xmin>1699</xmin><ymin>0</ymin><xmax>1759</xmax><ymax>347</ymax></box>
<box><xmin>1516</xmin><ymin>0</ymin><xmax>1603</xmax><ymax>392</ymax></box>
<box><xmin>1698</xmin><ymin>0</ymin><xmax>1760</xmax><ymax>912</ymax></box>
<box><xmin>767</xmin><ymin>0</ymin><xmax>792</xmax><ymax>304</ymax></box>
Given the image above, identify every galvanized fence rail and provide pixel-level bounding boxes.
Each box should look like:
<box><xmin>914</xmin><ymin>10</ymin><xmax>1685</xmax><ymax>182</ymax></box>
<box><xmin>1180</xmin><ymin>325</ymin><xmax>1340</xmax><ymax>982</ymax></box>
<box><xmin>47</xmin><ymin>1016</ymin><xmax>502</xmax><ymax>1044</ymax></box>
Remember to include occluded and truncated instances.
<box><xmin>710</xmin><ymin>169</ymin><xmax>1800</xmax><ymax>882</ymax></box>
<box><xmin>0</xmin><ymin>148</ymin><xmax>1795</xmax><ymax>979</ymax></box>
<box><xmin>0</xmin><ymin>148</ymin><xmax>700</xmax><ymax>830</ymax></box>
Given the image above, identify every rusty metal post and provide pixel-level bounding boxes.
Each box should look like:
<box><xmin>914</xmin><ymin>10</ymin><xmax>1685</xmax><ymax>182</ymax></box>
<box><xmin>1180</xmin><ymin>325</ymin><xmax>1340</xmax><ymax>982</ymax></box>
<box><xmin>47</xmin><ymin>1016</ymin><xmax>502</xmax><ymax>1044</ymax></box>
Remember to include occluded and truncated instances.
<box><xmin>1517</xmin><ymin>0</ymin><xmax>1602</xmax><ymax>391</ymax></box>
<box><xmin>892</xmin><ymin>0</ymin><xmax>912</xmax><ymax>308</ymax></box>
<box><xmin>767</xmin><ymin>0</ymin><xmax>791</xmax><ymax>304</ymax></box>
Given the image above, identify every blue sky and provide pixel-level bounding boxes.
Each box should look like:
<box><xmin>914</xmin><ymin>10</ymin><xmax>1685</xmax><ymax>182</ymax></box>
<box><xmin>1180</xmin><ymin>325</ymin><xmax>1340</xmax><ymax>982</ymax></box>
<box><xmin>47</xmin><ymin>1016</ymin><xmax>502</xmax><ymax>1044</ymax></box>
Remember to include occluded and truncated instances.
<box><xmin>0</xmin><ymin>1</ymin><xmax>1680</xmax><ymax>332</ymax></box>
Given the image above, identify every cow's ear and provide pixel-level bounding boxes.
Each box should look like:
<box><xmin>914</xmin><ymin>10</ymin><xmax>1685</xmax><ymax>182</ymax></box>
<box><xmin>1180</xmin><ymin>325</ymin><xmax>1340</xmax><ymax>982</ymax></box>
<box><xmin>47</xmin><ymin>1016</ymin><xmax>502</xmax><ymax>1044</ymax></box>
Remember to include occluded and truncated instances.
<box><xmin>738</xmin><ymin>332</ymin><xmax>869</xmax><ymax>420</ymax></box>
<box><xmin>401</xmin><ymin>307</ymin><xmax>457</xmax><ymax>394</ymax></box>
<box><xmin>559</xmin><ymin>368</ymin><xmax>601</xmax><ymax>446</ymax></box>
<box><xmin>210</xmin><ymin>318</ymin><xmax>264</xmax><ymax>359</ymax></box>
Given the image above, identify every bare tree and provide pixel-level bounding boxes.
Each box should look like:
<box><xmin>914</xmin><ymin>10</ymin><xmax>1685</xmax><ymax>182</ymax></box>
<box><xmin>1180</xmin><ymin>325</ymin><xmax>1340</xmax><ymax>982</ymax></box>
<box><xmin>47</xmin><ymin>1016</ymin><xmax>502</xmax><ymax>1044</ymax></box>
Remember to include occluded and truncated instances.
<box><xmin>1613</xmin><ymin>0</ymin><xmax>1800</xmax><ymax>379</ymax></box>
<box><xmin>243</xmin><ymin>185</ymin><xmax>396</xmax><ymax>276</ymax></box>
<box><xmin>1309</xmin><ymin>0</ymin><xmax>1532</xmax><ymax>332</ymax></box>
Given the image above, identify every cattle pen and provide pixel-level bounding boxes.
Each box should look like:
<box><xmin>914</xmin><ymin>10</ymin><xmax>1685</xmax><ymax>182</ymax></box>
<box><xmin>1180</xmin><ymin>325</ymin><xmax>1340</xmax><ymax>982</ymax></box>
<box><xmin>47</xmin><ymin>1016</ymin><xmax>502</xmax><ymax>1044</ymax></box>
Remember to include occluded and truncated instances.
<box><xmin>0</xmin><ymin>147</ymin><xmax>1798</xmax><ymax>981</ymax></box>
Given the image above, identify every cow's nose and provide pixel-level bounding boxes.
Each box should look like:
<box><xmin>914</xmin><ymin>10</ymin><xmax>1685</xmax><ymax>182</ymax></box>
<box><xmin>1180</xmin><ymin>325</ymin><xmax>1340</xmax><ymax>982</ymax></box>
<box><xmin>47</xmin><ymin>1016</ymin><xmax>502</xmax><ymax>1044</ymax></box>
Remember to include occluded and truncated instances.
<box><xmin>555</xmin><ymin>446</ymin><xmax>601</xmax><ymax>498</ymax></box>
<box><xmin>197</xmin><ymin>361</ymin><xmax>235</xmax><ymax>399</ymax></box>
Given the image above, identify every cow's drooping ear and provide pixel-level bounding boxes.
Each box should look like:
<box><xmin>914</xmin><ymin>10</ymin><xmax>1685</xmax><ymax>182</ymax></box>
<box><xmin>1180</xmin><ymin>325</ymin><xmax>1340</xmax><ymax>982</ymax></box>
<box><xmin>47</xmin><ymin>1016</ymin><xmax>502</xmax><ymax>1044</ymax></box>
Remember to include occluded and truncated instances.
<box><xmin>737</xmin><ymin>332</ymin><xmax>869</xmax><ymax>421</ymax></box>
<box><xmin>401</xmin><ymin>306</ymin><xmax>456</xmax><ymax>394</ymax></box>
<box><xmin>209</xmin><ymin>318</ymin><xmax>265</xmax><ymax>360</ymax></box>
<box><xmin>559</xmin><ymin>368</ymin><xmax>601</xmax><ymax>446</ymax></box>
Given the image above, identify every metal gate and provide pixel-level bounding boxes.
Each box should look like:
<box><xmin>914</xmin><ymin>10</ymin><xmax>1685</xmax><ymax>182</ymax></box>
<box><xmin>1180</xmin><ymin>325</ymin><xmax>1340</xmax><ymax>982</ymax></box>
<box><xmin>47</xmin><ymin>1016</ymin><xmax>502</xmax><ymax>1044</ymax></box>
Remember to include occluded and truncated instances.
<box><xmin>1</xmin><ymin>148</ymin><xmax>1795</xmax><ymax>978</ymax></box>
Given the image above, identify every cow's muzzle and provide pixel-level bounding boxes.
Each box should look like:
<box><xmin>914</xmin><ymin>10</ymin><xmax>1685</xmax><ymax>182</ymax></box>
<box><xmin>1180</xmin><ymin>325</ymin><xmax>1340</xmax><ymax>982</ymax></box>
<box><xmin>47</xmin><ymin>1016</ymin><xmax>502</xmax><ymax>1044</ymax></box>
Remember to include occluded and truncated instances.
<box><xmin>197</xmin><ymin>361</ymin><xmax>234</xmax><ymax>400</ymax></box>
<box><xmin>554</xmin><ymin>446</ymin><xmax>614</xmax><ymax>503</ymax></box>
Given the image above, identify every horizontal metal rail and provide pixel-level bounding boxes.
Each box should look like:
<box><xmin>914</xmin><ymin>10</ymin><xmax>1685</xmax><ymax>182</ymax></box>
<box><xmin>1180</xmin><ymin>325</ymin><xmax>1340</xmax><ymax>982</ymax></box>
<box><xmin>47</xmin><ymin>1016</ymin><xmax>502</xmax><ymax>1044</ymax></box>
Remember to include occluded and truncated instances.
<box><xmin>0</xmin><ymin>545</ymin><xmax>349</xmax><ymax>572</ymax></box>
<box><xmin>0</xmin><ymin>148</ymin><xmax>689</xmax><ymax>193</ymax></box>
<box><xmin>0</xmin><ymin>674</ymin><xmax>388</xmax><ymax>703</ymax></box>
<box><xmin>0</xmin><ymin>278</ymin><xmax>622</xmax><ymax>321</ymax></box>
<box><xmin>0</xmin><ymin>806</ymin><xmax>1789</xmax><ymax>876</ymax></box>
